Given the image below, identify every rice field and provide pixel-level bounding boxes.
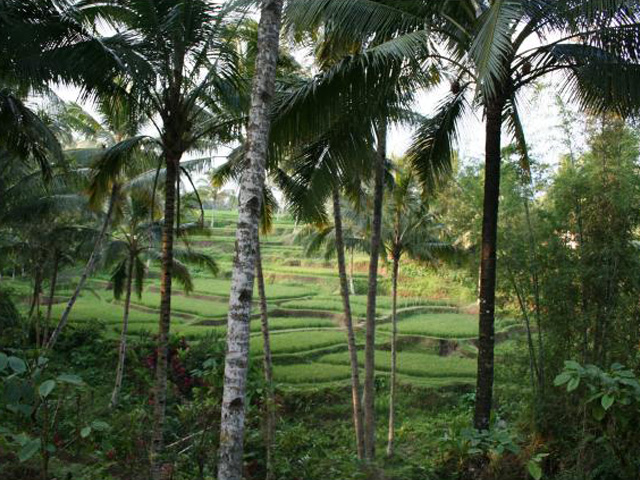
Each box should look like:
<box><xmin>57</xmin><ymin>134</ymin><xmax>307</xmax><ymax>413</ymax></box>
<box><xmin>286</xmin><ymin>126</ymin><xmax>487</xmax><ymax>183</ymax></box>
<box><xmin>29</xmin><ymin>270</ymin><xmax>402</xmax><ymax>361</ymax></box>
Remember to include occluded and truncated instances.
<box><xmin>14</xmin><ymin>210</ymin><xmax>513</xmax><ymax>391</ymax></box>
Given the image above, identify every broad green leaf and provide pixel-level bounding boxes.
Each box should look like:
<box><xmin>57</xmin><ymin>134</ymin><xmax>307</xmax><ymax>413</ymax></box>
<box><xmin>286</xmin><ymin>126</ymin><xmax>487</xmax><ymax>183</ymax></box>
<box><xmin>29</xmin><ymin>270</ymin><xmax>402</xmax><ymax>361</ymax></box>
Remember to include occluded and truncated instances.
<box><xmin>601</xmin><ymin>394</ymin><xmax>615</xmax><ymax>411</ymax></box>
<box><xmin>56</xmin><ymin>374</ymin><xmax>83</xmax><ymax>386</ymax></box>
<box><xmin>80</xmin><ymin>426</ymin><xmax>92</xmax><ymax>438</ymax></box>
<box><xmin>38</xmin><ymin>380</ymin><xmax>56</xmax><ymax>398</ymax></box>
<box><xmin>528</xmin><ymin>461</ymin><xmax>542</xmax><ymax>480</ymax></box>
<box><xmin>18</xmin><ymin>438</ymin><xmax>41</xmax><ymax>462</ymax></box>
<box><xmin>553</xmin><ymin>373</ymin><xmax>571</xmax><ymax>386</ymax></box>
<box><xmin>564</xmin><ymin>360</ymin><xmax>582</xmax><ymax>370</ymax></box>
<box><xmin>567</xmin><ymin>377</ymin><xmax>580</xmax><ymax>392</ymax></box>
<box><xmin>8</xmin><ymin>356</ymin><xmax>26</xmax><ymax>374</ymax></box>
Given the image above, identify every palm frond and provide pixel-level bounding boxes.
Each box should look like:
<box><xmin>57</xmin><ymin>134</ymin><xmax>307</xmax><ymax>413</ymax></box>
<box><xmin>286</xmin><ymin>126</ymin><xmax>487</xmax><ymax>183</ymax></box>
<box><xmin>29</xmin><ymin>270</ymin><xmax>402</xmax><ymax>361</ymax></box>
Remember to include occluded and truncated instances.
<box><xmin>406</xmin><ymin>85</ymin><xmax>468</xmax><ymax>191</ymax></box>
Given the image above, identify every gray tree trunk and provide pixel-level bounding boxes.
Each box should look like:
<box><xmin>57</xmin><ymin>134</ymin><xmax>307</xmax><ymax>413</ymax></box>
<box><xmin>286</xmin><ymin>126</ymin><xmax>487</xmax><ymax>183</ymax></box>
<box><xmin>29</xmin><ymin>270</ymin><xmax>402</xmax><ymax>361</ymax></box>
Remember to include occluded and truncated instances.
<box><xmin>256</xmin><ymin>239</ymin><xmax>275</xmax><ymax>480</ymax></box>
<box><xmin>333</xmin><ymin>186</ymin><xmax>365</xmax><ymax>459</ymax></box>
<box><xmin>110</xmin><ymin>251</ymin><xmax>135</xmax><ymax>409</ymax></box>
<box><xmin>46</xmin><ymin>184</ymin><xmax>118</xmax><ymax>350</ymax></box>
<box><xmin>363</xmin><ymin>121</ymin><xmax>387</xmax><ymax>460</ymax></box>
<box><xmin>387</xmin><ymin>252</ymin><xmax>399</xmax><ymax>457</ymax></box>
<box><xmin>217</xmin><ymin>2</ymin><xmax>283</xmax><ymax>479</ymax></box>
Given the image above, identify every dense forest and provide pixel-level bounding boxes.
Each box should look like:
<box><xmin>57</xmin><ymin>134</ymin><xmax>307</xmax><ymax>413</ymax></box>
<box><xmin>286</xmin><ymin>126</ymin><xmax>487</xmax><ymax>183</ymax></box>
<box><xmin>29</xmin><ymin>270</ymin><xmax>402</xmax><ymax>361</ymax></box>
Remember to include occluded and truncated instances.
<box><xmin>2</xmin><ymin>1</ymin><xmax>640</xmax><ymax>479</ymax></box>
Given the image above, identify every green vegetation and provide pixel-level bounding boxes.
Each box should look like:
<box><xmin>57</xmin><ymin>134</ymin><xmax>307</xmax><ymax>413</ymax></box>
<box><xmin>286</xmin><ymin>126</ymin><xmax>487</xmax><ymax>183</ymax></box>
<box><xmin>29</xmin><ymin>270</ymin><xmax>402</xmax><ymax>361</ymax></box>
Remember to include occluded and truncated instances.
<box><xmin>2</xmin><ymin>2</ymin><xmax>640</xmax><ymax>480</ymax></box>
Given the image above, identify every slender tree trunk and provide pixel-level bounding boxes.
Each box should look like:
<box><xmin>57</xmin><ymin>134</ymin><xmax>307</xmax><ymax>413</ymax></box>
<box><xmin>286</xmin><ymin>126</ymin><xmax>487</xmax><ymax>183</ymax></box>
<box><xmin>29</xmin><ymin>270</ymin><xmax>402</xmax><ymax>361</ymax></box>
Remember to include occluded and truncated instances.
<box><xmin>349</xmin><ymin>247</ymin><xmax>355</xmax><ymax>295</ymax></box>
<box><xmin>110</xmin><ymin>251</ymin><xmax>135</xmax><ymax>409</ymax></box>
<box><xmin>505</xmin><ymin>266</ymin><xmax>539</xmax><ymax>390</ymax></box>
<box><xmin>256</xmin><ymin>239</ymin><xmax>276</xmax><ymax>480</ymax></box>
<box><xmin>474</xmin><ymin>97</ymin><xmax>505</xmax><ymax>431</ymax></box>
<box><xmin>30</xmin><ymin>265</ymin><xmax>43</xmax><ymax>346</ymax></box>
<box><xmin>332</xmin><ymin>186</ymin><xmax>365</xmax><ymax>460</ymax></box>
<box><xmin>150</xmin><ymin>154</ymin><xmax>179</xmax><ymax>480</ymax></box>
<box><xmin>29</xmin><ymin>265</ymin><xmax>42</xmax><ymax>319</ymax></box>
<box><xmin>43</xmin><ymin>250</ymin><xmax>60</xmax><ymax>347</ymax></box>
<box><xmin>386</xmin><ymin>251</ymin><xmax>399</xmax><ymax>457</ymax></box>
<box><xmin>217</xmin><ymin>2</ymin><xmax>283</xmax><ymax>479</ymax></box>
<box><xmin>46</xmin><ymin>184</ymin><xmax>118</xmax><ymax>350</ymax></box>
<box><xmin>522</xmin><ymin>190</ymin><xmax>545</xmax><ymax>390</ymax></box>
<box><xmin>363</xmin><ymin>121</ymin><xmax>387</xmax><ymax>460</ymax></box>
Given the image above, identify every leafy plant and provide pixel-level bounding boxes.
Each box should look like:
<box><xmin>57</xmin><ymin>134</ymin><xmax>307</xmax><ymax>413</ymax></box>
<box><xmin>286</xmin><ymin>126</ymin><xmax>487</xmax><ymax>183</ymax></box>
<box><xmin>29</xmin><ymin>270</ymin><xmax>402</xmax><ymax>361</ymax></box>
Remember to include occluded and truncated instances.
<box><xmin>0</xmin><ymin>352</ymin><xmax>108</xmax><ymax>478</ymax></box>
<box><xmin>554</xmin><ymin>361</ymin><xmax>640</xmax><ymax>477</ymax></box>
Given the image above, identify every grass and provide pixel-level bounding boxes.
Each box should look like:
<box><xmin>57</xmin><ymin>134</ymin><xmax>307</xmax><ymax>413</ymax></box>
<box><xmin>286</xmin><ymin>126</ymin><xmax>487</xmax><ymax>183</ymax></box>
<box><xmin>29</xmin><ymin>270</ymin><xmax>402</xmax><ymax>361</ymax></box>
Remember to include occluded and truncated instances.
<box><xmin>279</xmin><ymin>298</ymin><xmax>388</xmax><ymax>317</ymax></box>
<box><xmin>318</xmin><ymin>350</ymin><xmax>477</xmax><ymax>379</ymax></box>
<box><xmin>253</xmin><ymin>317</ymin><xmax>337</xmax><ymax>332</ymax></box>
<box><xmin>47</xmin><ymin>298</ymin><xmax>161</xmax><ymax>326</ymax></box>
<box><xmin>378</xmin><ymin>313</ymin><xmax>479</xmax><ymax>339</ymax></box>
<box><xmin>6</xmin><ymin>208</ymin><xmax>487</xmax><ymax>391</ymax></box>
<box><xmin>273</xmin><ymin>363</ymin><xmax>353</xmax><ymax>384</ymax></box>
<box><xmin>250</xmin><ymin>330</ymin><xmax>347</xmax><ymax>355</ymax></box>
<box><xmin>131</xmin><ymin>291</ymin><xmax>231</xmax><ymax>318</ymax></box>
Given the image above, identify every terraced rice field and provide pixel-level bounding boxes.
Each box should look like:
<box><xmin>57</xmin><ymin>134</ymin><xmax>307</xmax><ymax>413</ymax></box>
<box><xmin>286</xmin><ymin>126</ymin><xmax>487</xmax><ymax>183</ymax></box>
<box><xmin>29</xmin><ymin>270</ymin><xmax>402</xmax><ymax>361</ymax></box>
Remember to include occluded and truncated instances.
<box><xmin>21</xmin><ymin>210</ymin><xmax>517</xmax><ymax>391</ymax></box>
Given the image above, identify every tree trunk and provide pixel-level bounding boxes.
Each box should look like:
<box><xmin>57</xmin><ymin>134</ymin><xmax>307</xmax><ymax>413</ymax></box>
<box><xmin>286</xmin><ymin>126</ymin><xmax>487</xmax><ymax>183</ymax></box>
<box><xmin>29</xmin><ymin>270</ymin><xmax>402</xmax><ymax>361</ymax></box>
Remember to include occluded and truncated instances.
<box><xmin>46</xmin><ymin>184</ymin><xmax>118</xmax><ymax>350</ymax></box>
<box><xmin>332</xmin><ymin>186</ymin><xmax>365</xmax><ymax>460</ymax></box>
<box><xmin>386</xmin><ymin>252</ymin><xmax>400</xmax><ymax>457</ymax></box>
<box><xmin>110</xmin><ymin>251</ymin><xmax>135</xmax><ymax>409</ymax></box>
<box><xmin>349</xmin><ymin>247</ymin><xmax>355</xmax><ymax>295</ymax></box>
<box><xmin>43</xmin><ymin>250</ymin><xmax>60</xmax><ymax>347</ymax></box>
<box><xmin>217</xmin><ymin>2</ymin><xmax>283</xmax><ymax>479</ymax></box>
<box><xmin>474</xmin><ymin>97</ymin><xmax>505</xmax><ymax>431</ymax></box>
<box><xmin>256</xmin><ymin>239</ymin><xmax>276</xmax><ymax>480</ymax></box>
<box><xmin>30</xmin><ymin>264</ymin><xmax>43</xmax><ymax>346</ymax></box>
<box><xmin>150</xmin><ymin>154</ymin><xmax>178</xmax><ymax>480</ymax></box>
<box><xmin>363</xmin><ymin>121</ymin><xmax>387</xmax><ymax>460</ymax></box>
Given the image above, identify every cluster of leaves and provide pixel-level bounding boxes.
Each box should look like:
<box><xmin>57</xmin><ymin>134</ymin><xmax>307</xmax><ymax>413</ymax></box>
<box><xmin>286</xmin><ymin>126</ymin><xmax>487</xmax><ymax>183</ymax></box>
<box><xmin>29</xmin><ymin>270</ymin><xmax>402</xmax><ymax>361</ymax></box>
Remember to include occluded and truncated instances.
<box><xmin>554</xmin><ymin>360</ymin><xmax>640</xmax><ymax>478</ymax></box>
<box><xmin>0</xmin><ymin>351</ymin><xmax>108</xmax><ymax>473</ymax></box>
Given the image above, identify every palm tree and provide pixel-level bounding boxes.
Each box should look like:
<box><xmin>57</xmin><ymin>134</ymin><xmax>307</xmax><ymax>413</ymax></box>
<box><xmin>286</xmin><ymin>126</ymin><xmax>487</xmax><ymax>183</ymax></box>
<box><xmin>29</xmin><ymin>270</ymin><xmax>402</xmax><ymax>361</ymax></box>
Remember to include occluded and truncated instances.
<box><xmin>45</xmin><ymin>101</ymin><xmax>154</xmax><ymax>351</ymax></box>
<box><xmin>217</xmin><ymin>1</ymin><xmax>284</xmax><ymax>478</ymax></box>
<box><xmin>0</xmin><ymin>0</ymin><xmax>141</xmax><ymax>182</ymax></box>
<box><xmin>382</xmin><ymin>164</ymin><xmax>451</xmax><ymax>456</ymax></box>
<box><xmin>294</xmin><ymin>184</ymin><xmax>369</xmax><ymax>458</ymax></box>
<box><xmin>70</xmin><ymin>5</ymin><xmax>246</xmax><ymax>473</ymax></box>
<box><xmin>284</xmin><ymin>0</ymin><xmax>640</xmax><ymax>432</ymax></box>
<box><xmin>105</xmin><ymin>187</ymin><xmax>218</xmax><ymax>408</ymax></box>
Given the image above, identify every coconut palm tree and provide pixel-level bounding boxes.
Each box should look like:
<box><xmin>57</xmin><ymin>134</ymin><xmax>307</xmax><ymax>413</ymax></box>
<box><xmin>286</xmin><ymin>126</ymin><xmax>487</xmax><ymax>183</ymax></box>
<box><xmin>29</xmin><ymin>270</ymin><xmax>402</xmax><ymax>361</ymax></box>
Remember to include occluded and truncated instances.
<box><xmin>105</xmin><ymin>187</ymin><xmax>218</xmax><ymax>408</ymax></box>
<box><xmin>284</xmin><ymin>0</ymin><xmax>640</xmax><ymax>432</ymax></box>
<box><xmin>214</xmin><ymin>2</ymin><xmax>290</xmax><ymax>476</ymax></box>
<box><xmin>67</xmin><ymin>5</ymin><xmax>246</xmax><ymax>473</ymax></box>
<box><xmin>381</xmin><ymin>164</ymin><xmax>452</xmax><ymax>456</ymax></box>
<box><xmin>45</xmin><ymin>100</ymin><xmax>155</xmax><ymax>351</ymax></box>
<box><xmin>0</xmin><ymin>0</ymin><xmax>143</xmax><ymax>181</ymax></box>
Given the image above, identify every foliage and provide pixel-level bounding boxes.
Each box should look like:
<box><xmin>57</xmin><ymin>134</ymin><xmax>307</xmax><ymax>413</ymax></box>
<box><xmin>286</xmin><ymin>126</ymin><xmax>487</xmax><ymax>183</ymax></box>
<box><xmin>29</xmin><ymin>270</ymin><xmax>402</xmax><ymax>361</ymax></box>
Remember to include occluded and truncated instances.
<box><xmin>0</xmin><ymin>352</ymin><xmax>108</xmax><ymax>479</ymax></box>
<box><xmin>554</xmin><ymin>361</ymin><xmax>640</xmax><ymax>478</ymax></box>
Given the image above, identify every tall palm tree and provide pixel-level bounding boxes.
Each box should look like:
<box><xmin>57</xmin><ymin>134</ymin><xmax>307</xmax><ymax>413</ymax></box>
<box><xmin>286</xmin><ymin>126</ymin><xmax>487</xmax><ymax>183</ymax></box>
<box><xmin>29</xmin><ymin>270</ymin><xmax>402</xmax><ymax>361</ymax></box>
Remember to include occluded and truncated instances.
<box><xmin>67</xmin><ymin>4</ymin><xmax>246</xmax><ymax>474</ymax></box>
<box><xmin>382</xmin><ymin>164</ymin><xmax>451</xmax><ymax>456</ymax></box>
<box><xmin>217</xmin><ymin>1</ymin><xmax>284</xmax><ymax>479</ymax></box>
<box><xmin>284</xmin><ymin>0</ymin><xmax>640</xmax><ymax>432</ymax></box>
